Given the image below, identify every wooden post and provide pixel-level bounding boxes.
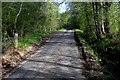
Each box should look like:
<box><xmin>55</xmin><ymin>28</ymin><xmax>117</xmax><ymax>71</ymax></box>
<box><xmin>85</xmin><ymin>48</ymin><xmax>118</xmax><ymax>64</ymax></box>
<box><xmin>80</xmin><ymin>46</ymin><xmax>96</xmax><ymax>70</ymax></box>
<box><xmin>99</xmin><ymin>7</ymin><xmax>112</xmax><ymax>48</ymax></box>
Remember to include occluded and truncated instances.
<box><xmin>15</xmin><ymin>33</ymin><xmax>18</xmax><ymax>49</ymax></box>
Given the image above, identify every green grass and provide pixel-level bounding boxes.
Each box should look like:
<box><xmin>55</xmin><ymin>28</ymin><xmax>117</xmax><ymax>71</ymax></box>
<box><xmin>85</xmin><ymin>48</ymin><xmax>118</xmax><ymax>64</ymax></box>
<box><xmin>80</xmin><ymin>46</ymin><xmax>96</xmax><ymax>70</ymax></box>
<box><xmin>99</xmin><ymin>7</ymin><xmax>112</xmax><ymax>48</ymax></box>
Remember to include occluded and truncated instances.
<box><xmin>75</xmin><ymin>29</ymin><xmax>84</xmax><ymax>33</ymax></box>
<box><xmin>18</xmin><ymin>32</ymin><xmax>50</xmax><ymax>48</ymax></box>
<box><xmin>58</xmin><ymin>28</ymin><xmax>66</xmax><ymax>32</ymax></box>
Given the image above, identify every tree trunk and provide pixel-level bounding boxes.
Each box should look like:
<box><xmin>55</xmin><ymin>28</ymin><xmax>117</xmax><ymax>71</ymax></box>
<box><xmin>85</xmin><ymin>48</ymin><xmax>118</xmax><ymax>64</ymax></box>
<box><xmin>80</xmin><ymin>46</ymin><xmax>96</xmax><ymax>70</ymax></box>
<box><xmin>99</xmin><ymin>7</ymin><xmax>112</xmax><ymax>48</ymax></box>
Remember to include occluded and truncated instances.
<box><xmin>14</xmin><ymin>3</ymin><xmax>23</xmax><ymax>33</ymax></box>
<box><xmin>103</xmin><ymin>2</ymin><xmax>111</xmax><ymax>34</ymax></box>
<box><xmin>15</xmin><ymin>33</ymin><xmax>18</xmax><ymax>49</ymax></box>
<box><xmin>92</xmin><ymin>2</ymin><xmax>101</xmax><ymax>39</ymax></box>
<box><xmin>100</xmin><ymin>3</ymin><xmax>105</xmax><ymax>35</ymax></box>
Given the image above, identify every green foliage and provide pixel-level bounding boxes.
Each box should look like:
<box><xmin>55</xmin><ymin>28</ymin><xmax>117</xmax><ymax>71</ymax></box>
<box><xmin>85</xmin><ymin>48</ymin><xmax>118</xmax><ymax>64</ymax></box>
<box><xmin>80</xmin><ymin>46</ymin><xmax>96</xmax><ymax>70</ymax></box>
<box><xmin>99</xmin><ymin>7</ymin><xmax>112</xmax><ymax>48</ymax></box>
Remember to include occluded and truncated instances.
<box><xmin>58</xmin><ymin>28</ymin><xmax>66</xmax><ymax>32</ymax></box>
<box><xmin>2</xmin><ymin>1</ymin><xmax>120</xmax><ymax>79</ymax></box>
<box><xmin>110</xmin><ymin>3</ymin><xmax>119</xmax><ymax>33</ymax></box>
<box><xmin>70</xmin><ymin>2</ymin><xmax>120</xmax><ymax>79</ymax></box>
<box><xmin>75</xmin><ymin>29</ymin><xmax>100</xmax><ymax>64</ymax></box>
<box><xmin>2</xmin><ymin>2</ymin><xmax>60</xmax><ymax>48</ymax></box>
<box><xmin>18</xmin><ymin>33</ymin><xmax>49</xmax><ymax>48</ymax></box>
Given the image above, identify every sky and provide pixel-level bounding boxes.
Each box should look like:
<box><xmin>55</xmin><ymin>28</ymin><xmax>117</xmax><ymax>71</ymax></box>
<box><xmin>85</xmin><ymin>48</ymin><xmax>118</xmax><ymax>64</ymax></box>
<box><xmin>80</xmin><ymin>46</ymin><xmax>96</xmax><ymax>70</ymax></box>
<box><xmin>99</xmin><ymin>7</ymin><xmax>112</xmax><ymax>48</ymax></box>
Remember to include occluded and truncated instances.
<box><xmin>58</xmin><ymin>0</ymin><xmax>67</xmax><ymax>13</ymax></box>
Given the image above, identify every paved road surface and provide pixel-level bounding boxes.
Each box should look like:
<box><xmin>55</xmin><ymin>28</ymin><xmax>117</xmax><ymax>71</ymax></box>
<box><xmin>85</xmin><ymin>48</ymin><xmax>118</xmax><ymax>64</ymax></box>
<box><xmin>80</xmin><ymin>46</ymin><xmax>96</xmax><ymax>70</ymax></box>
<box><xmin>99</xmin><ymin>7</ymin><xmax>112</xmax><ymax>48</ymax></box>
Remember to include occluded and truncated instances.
<box><xmin>4</xmin><ymin>30</ymin><xmax>86</xmax><ymax>80</ymax></box>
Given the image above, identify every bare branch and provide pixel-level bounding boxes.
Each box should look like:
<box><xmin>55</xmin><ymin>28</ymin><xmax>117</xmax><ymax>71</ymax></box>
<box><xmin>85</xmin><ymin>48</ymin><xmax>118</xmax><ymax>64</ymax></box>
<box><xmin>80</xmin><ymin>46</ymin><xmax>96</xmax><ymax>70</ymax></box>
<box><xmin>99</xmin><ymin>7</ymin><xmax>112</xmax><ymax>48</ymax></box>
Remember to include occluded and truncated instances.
<box><xmin>14</xmin><ymin>3</ymin><xmax>23</xmax><ymax>32</ymax></box>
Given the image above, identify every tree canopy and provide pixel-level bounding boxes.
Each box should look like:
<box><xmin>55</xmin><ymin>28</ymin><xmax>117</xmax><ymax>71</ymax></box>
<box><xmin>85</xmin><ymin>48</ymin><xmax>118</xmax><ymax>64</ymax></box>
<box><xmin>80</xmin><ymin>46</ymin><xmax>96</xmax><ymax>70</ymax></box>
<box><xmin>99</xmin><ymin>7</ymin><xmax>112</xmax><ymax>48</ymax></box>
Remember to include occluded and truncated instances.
<box><xmin>2</xmin><ymin>1</ymin><xmax>120</xmax><ymax>79</ymax></box>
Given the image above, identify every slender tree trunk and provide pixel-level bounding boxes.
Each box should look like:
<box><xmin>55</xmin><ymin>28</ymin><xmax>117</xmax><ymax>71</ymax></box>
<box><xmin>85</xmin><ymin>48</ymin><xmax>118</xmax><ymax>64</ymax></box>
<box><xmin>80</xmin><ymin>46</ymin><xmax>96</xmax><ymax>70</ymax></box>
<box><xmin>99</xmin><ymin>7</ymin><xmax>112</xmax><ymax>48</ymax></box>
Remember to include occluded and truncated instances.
<box><xmin>15</xmin><ymin>33</ymin><xmax>18</xmax><ymax>49</ymax></box>
<box><xmin>14</xmin><ymin>3</ymin><xmax>23</xmax><ymax>49</ymax></box>
<box><xmin>14</xmin><ymin>3</ymin><xmax>23</xmax><ymax>33</ymax></box>
<box><xmin>103</xmin><ymin>2</ymin><xmax>111</xmax><ymax>34</ymax></box>
<box><xmin>99</xmin><ymin>3</ymin><xmax>105</xmax><ymax>35</ymax></box>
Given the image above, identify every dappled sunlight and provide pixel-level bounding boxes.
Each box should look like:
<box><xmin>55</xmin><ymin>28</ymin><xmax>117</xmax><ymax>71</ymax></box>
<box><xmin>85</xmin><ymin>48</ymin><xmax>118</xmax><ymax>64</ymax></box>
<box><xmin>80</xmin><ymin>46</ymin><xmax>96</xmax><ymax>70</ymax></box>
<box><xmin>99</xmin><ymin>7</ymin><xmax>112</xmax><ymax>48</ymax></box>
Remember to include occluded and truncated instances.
<box><xmin>2</xmin><ymin>1</ymin><xmax>120</xmax><ymax>80</ymax></box>
<box><xmin>4</xmin><ymin>30</ymin><xmax>85</xmax><ymax>79</ymax></box>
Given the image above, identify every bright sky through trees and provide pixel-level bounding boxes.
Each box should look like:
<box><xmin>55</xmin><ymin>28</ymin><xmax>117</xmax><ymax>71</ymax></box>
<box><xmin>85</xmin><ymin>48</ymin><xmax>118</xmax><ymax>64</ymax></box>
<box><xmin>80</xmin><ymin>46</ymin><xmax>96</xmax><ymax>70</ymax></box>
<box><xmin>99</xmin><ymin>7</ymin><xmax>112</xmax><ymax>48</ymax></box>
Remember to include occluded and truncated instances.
<box><xmin>58</xmin><ymin>0</ymin><xmax>67</xmax><ymax>13</ymax></box>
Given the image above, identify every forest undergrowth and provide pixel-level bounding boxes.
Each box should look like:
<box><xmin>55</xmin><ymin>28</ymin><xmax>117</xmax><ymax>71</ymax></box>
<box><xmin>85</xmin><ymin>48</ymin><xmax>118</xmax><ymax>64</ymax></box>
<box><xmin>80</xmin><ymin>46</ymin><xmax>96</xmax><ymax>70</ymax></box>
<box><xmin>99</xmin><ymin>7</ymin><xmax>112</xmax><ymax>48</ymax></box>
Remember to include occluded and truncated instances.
<box><xmin>75</xmin><ymin>29</ymin><xmax>120</xmax><ymax>80</ymax></box>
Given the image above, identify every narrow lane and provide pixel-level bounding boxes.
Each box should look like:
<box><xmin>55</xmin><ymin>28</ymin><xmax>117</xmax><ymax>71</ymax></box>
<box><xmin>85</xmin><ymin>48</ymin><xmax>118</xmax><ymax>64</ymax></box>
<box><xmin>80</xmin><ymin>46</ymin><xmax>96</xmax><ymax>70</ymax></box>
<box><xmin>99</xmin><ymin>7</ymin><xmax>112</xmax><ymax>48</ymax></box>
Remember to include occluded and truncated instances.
<box><xmin>4</xmin><ymin>30</ymin><xmax>86</xmax><ymax>80</ymax></box>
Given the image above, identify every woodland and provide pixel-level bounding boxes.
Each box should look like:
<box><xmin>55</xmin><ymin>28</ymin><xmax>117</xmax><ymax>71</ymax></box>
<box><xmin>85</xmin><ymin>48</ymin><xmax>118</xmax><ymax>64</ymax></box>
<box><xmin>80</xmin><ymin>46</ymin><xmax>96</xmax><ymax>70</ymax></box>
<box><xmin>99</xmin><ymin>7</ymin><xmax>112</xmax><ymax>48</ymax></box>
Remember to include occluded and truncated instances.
<box><xmin>1</xmin><ymin>1</ymin><xmax>120</xmax><ymax>80</ymax></box>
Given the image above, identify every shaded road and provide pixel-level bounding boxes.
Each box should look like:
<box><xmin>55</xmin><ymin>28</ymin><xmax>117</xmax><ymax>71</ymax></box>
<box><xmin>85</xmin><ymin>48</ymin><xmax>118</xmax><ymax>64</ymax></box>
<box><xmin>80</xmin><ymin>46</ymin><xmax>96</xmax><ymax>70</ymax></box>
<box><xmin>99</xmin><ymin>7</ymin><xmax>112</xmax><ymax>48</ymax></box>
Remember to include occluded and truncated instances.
<box><xmin>4</xmin><ymin>30</ymin><xmax>86</xmax><ymax>80</ymax></box>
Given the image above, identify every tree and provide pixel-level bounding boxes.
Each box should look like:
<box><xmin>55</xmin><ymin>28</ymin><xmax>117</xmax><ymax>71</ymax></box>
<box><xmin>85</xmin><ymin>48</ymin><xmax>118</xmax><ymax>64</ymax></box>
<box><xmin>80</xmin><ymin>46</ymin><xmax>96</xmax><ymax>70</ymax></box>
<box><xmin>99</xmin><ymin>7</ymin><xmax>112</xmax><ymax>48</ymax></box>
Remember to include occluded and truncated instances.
<box><xmin>103</xmin><ymin>2</ymin><xmax>111</xmax><ymax>34</ymax></box>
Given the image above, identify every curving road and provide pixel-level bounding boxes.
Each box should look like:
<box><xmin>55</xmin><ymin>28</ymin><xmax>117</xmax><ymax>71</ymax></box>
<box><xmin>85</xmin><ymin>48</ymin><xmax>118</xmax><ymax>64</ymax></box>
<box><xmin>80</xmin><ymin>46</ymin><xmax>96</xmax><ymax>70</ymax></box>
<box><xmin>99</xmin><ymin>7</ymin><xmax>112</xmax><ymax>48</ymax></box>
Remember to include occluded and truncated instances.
<box><xmin>4</xmin><ymin>30</ymin><xmax>86</xmax><ymax>80</ymax></box>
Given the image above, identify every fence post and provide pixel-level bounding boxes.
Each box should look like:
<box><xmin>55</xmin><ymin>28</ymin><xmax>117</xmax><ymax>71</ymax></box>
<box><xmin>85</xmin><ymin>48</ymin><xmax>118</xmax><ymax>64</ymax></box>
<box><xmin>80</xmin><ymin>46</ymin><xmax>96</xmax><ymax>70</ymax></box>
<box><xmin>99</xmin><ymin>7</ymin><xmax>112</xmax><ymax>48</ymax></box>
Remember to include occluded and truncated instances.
<box><xmin>15</xmin><ymin>33</ymin><xmax>18</xmax><ymax>49</ymax></box>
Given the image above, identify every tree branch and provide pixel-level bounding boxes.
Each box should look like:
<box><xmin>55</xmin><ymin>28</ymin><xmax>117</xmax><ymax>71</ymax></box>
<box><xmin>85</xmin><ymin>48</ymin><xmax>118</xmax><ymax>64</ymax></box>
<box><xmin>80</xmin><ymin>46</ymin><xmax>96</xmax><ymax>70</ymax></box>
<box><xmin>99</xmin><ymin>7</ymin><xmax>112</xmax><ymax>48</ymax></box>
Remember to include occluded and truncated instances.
<box><xmin>14</xmin><ymin>3</ymin><xmax>23</xmax><ymax>32</ymax></box>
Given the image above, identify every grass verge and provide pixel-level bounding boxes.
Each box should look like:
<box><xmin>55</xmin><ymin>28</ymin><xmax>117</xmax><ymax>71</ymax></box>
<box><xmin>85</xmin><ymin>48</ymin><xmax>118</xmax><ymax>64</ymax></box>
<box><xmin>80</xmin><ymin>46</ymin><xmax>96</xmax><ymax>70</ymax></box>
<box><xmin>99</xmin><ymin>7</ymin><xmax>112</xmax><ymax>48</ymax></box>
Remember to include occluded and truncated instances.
<box><xmin>58</xmin><ymin>28</ymin><xmax>66</xmax><ymax>32</ymax></box>
<box><xmin>75</xmin><ymin>29</ymin><xmax>105</xmax><ymax>80</ymax></box>
<box><xmin>18</xmin><ymin>32</ymin><xmax>51</xmax><ymax>48</ymax></box>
